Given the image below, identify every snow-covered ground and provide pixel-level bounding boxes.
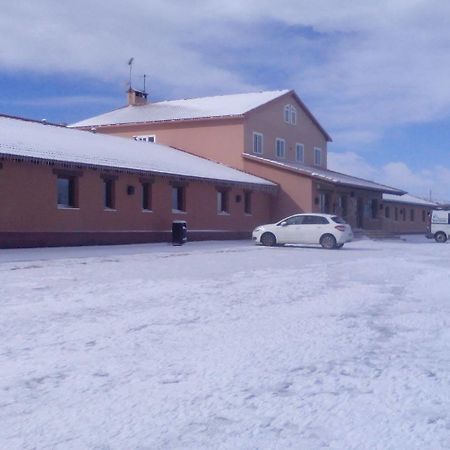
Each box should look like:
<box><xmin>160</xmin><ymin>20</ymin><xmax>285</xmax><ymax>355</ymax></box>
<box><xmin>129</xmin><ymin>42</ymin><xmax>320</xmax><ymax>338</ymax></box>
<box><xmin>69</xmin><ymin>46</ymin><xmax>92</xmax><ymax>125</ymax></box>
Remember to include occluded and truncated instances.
<box><xmin>1</xmin><ymin>237</ymin><xmax>449</xmax><ymax>449</ymax></box>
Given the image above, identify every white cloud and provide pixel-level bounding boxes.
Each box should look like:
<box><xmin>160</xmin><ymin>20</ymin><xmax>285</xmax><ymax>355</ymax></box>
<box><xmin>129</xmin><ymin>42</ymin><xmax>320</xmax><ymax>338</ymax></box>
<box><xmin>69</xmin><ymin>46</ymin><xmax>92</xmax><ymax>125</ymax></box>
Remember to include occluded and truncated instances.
<box><xmin>328</xmin><ymin>151</ymin><xmax>450</xmax><ymax>202</ymax></box>
<box><xmin>1</xmin><ymin>1</ymin><xmax>450</xmax><ymax>146</ymax></box>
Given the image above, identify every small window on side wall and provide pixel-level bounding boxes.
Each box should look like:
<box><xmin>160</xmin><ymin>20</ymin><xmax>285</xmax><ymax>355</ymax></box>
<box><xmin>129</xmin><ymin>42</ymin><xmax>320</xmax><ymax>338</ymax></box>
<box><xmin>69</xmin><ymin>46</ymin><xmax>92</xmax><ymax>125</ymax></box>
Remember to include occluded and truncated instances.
<box><xmin>295</xmin><ymin>143</ymin><xmax>304</xmax><ymax>163</ymax></box>
<box><xmin>314</xmin><ymin>148</ymin><xmax>322</xmax><ymax>166</ymax></box>
<box><xmin>103</xmin><ymin>178</ymin><xmax>115</xmax><ymax>209</ymax></box>
<box><xmin>172</xmin><ymin>185</ymin><xmax>186</xmax><ymax>212</ymax></box>
<box><xmin>275</xmin><ymin>138</ymin><xmax>286</xmax><ymax>158</ymax></box>
<box><xmin>217</xmin><ymin>189</ymin><xmax>229</xmax><ymax>214</ymax></box>
<box><xmin>57</xmin><ymin>176</ymin><xmax>77</xmax><ymax>208</ymax></box>
<box><xmin>244</xmin><ymin>191</ymin><xmax>252</xmax><ymax>214</ymax></box>
<box><xmin>141</xmin><ymin>182</ymin><xmax>152</xmax><ymax>211</ymax></box>
<box><xmin>253</xmin><ymin>132</ymin><xmax>263</xmax><ymax>154</ymax></box>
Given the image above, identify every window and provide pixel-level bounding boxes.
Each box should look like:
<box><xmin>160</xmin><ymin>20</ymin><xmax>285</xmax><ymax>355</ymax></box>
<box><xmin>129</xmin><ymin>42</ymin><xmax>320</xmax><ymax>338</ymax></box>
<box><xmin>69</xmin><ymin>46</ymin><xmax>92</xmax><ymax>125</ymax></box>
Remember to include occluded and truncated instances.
<box><xmin>319</xmin><ymin>192</ymin><xmax>330</xmax><ymax>213</ymax></box>
<box><xmin>283</xmin><ymin>215</ymin><xmax>304</xmax><ymax>225</ymax></box>
<box><xmin>284</xmin><ymin>105</ymin><xmax>290</xmax><ymax>123</ymax></box>
<box><xmin>422</xmin><ymin>210</ymin><xmax>426</xmax><ymax>222</ymax></box>
<box><xmin>133</xmin><ymin>135</ymin><xmax>155</xmax><ymax>143</ymax></box>
<box><xmin>217</xmin><ymin>189</ymin><xmax>229</xmax><ymax>214</ymax></box>
<box><xmin>275</xmin><ymin>138</ymin><xmax>286</xmax><ymax>158</ymax></box>
<box><xmin>244</xmin><ymin>191</ymin><xmax>252</xmax><ymax>214</ymax></box>
<box><xmin>331</xmin><ymin>216</ymin><xmax>347</xmax><ymax>224</ymax></box>
<box><xmin>295</xmin><ymin>143</ymin><xmax>304</xmax><ymax>163</ymax></box>
<box><xmin>385</xmin><ymin>206</ymin><xmax>390</xmax><ymax>219</ymax></box>
<box><xmin>284</xmin><ymin>104</ymin><xmax>297</xmax><ymax>125</ymax></box>
<box><xmin>57</xmin><ymin>176</ymin><xmax>77</xmax><ymax>208</ymax></box>
<box><xmin>410</xmin><ymin>209</ymin><xmax>415</xmax><ymax>221</ymax></box>
<box><xmin>401</xmin><ymin>208</ymin><xmax>406</xmax><ymax>221</ymax></box>
<box><xmin>314</xmin><ymin>148</ymin><xmax>322</xmax><ymax>166</ymax></box>
<box><xmin>253</xmin><ymin>132</ymin><xmax>263</xmax><ymax>154</ymax></box>
<box><xmin>290</xmin><ymin>106</ymin><xmax>297</xmax><ymax>125</ymax></box>
<box><xmin>172</xmin><ymin>186</ymin><xmax>185</xmax><ymax>212</ymax></box>
<box><xmin>302</xmin><ymin>215</ymin><xmax>329</xmax><ymax>225</ymax></box>
<box><xmin>103</xmin><ymin>178</ymin><xmax>115</xmax><ymax>209</ymax></box>
<box><xmin>371</xmin><ymin>199</ymin><xmax>378</xmax><ymax>219</ymax></box>
<box><xmin>395</xmin><ymin>207</ymin><xmax>398</xmax><ymax>221</ymax></box>
<box><xmin>141</xmin><ymin>182</ymin><xmax>152</xmax><ymax>211</ymax></box>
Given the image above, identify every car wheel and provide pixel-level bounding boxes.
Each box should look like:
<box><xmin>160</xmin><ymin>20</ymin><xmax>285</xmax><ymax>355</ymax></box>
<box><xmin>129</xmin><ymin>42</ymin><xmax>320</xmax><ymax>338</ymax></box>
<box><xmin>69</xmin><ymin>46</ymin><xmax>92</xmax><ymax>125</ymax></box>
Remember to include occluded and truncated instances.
<box><xmin>336</xmin><ymin>243</ymin><xmax>344</xmax><ymax>249</ymax></box>
<box><xmin>261</xmin><ymin>232</ymin><xmax>277</xmax><ymax>247</ymax></box>
<box><xmin>320</xmin><ymin>234</ymin><xmax>337</xmax><ymax>249</ymax></box>
<box><xmin>435</xmin><ymin>232</ymin><xmax>447</xmax><ymax>243</ymax></box>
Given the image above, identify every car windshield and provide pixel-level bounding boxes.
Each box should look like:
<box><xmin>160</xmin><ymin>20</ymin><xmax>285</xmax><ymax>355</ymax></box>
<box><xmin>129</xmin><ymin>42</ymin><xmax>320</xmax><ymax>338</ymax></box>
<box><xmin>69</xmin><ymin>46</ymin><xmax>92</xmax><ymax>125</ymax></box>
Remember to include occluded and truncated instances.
<box><xmin>331</xmin><ymin>216</ymin><xmax>346</xmax><ymax>224</ymax></box>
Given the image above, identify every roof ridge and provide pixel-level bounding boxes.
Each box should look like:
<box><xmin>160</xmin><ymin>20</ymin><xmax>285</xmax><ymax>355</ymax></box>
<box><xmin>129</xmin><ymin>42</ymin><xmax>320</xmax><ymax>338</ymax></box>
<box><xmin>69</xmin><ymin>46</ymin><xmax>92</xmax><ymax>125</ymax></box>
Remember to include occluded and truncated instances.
<box><xmin>153</xmin><ymin>89</ymin><xmax>290</xmax><ymax>104</ymax></box>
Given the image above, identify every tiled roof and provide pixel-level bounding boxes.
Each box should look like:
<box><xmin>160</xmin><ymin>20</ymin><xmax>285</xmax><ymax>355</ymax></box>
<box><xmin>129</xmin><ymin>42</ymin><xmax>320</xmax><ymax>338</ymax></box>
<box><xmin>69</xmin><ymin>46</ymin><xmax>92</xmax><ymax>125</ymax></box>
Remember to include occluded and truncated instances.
<box><xmin>0</xmin><ymin>115</ymin><xmax>276</xmax><ymax>188</ymax></box>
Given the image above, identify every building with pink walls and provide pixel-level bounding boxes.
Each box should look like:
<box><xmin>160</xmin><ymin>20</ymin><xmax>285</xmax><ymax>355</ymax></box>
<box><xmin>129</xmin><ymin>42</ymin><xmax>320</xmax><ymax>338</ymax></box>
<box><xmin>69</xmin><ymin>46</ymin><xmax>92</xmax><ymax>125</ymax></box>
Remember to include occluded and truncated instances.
<box><xmin>72</xmin><ymin>89</ymin><xmax>405</xmax><ymax>230</ymax></box>
<box><xmin>0</xmin><ymin>115</ymin><xmax>275</xmax><ymax>248</ymax></box>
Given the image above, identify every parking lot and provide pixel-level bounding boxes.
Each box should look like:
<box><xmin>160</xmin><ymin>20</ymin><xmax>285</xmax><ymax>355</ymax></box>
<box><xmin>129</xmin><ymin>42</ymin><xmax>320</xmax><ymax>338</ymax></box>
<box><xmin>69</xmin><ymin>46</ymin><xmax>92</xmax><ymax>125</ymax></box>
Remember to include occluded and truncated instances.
<box><xmin>1</xmin><ymin>236</ymin><xmax>449</xmax><ymax>449</ymax></box>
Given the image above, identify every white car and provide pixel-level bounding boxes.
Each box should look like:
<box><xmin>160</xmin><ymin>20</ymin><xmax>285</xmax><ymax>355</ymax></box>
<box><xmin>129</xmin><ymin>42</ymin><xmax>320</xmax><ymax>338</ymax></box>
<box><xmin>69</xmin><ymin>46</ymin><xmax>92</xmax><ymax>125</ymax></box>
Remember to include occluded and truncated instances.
<box><xmin>426</xmin><ymin>209</ymin><xmax>450</xmax><ymax>243</ymax></box>
<box><xmin>252</xmin><ymin>213</ymin><xmax>353</xmax><ymax>249</ymax></box>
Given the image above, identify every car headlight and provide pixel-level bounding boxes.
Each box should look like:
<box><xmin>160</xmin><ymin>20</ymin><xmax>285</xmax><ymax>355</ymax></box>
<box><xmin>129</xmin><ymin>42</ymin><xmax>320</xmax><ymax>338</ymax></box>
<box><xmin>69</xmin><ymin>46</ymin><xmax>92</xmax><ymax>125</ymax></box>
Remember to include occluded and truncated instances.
<box><xmin>253</xmin><ymin>226</ymin><xmax>263</xmax><ymax>233</ymax></box>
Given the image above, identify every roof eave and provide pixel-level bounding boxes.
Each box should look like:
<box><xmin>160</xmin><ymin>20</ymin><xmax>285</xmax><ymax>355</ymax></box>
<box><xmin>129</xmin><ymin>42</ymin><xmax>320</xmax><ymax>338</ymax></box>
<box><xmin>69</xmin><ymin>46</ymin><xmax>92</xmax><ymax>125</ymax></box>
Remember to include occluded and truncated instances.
<box><xmin>0</xmin><ymin>152</ymin><xmax>277</xmax><ymax>192</ymax></box>
<box><xmin>70</xmin><ymin>114</ymin><xmax>246</xmax><ymax>129</ymax></box>
<box><xmin>243</xmin><ymin>154</ymin><xmax>405</xmax><ymax>194</ymax></box>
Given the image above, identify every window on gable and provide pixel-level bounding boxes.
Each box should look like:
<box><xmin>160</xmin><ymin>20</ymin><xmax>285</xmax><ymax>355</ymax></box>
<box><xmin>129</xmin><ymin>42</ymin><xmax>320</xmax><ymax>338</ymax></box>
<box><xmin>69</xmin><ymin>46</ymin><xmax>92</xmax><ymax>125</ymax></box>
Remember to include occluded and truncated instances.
<box><xmin>284</xmin><ymin>105</ymin><xmax>290</xmax><ymax>123</ymax></box>
<box><xmin>253</xmin><ymin>132</ymin><xmax>263</xmax><ymax>154</ymax></box>
<box><xmin>314</xmin><ymin>148</ymin><xmax>322</xmax><ymax>166</ymax></box>
<box><xmin>295</xmin><ymin>143</ymin><xmax>304</xmax><ymax>163</ymax></box>
<box><xmin>284</xmin><ymin>104</ymin><xmax>297</xmax><ymax>125</ymax></box>
<box><xmin>290</xmin><ymin>106</ymin><xmax>297</xmax><ymax>125</ymax></box>
<box><xmin>57</xmin><ymin>176</ymin><xmax>77</xmax><ymax>208</ymax></box>
<box><xmin>275</xmin><ymin>138</ymin><xmax>286</xmax><ymax>158</ymax></box>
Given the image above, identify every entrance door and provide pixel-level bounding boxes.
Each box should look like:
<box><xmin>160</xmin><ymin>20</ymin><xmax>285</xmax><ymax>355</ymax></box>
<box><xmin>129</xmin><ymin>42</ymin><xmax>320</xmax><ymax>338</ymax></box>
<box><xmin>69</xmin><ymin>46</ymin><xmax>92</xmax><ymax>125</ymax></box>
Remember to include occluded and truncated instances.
<box><xmin>357</xmin><ymin>198</ymin><xmax>364</xmax><ymax>228</ymax></box>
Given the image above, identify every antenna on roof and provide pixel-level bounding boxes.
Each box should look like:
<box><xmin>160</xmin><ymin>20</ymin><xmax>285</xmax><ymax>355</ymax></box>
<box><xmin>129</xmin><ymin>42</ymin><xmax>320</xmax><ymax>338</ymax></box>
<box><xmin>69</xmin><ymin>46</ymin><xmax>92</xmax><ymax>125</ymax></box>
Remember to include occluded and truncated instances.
<box><xmin>128</xmin><ymin>57</ymin><xmax>134</xmax><ymax>89</ymax></box>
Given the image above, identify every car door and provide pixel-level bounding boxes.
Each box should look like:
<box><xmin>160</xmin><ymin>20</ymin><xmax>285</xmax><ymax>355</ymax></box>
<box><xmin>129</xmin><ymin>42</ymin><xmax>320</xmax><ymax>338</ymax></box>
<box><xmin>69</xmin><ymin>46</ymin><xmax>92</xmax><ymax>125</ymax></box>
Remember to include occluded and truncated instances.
<box><xmin>276</xmin><ymin>215</ymin><xmax>304</xmax><ymax>243</ymax></box>
<box><xmin>300</xmin><ymin>215</ymin><xmax>329</xmax><ymax>243</ymax></box>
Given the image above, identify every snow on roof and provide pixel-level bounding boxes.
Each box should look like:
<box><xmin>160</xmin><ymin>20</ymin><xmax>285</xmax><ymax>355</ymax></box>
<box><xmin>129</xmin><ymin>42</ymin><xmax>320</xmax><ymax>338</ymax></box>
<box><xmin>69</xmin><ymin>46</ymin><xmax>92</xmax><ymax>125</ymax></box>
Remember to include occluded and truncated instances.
<box><xmin>244</xmin><ymin>154</ymin><xmax>405</xmax><ymax>194</ymax></box>
<box><xmin>0</xmin><ymin>116</ymin><xmax>276</xmax><ymax>188</ymax></box>
<box><xmin>382</xmin><ymin>193</ymin><xmax>437</xmax><ymax>207</ymax></box>
<box><xmin>69</xmin><ymin>90</ymin><xmax>290</xmax><ymax>127</ymax></box>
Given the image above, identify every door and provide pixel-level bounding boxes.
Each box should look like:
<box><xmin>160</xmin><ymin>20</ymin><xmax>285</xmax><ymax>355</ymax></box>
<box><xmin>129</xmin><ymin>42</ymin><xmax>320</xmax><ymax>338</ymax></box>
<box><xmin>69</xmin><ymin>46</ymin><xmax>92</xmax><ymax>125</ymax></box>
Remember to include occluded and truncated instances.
<box><xmin>299</xmin><ymin>215</ymin><xmax>328</xmax><ymax>243</ymax></box>
<box><xmin>357</xmin><ymin>198</ymin><xmax>364</xmax><ymax>228</ymax></box>
<box><xmin>278</xmin><ymin>215</ymin><xmax>306</xmax><ymax>243</ymax></box>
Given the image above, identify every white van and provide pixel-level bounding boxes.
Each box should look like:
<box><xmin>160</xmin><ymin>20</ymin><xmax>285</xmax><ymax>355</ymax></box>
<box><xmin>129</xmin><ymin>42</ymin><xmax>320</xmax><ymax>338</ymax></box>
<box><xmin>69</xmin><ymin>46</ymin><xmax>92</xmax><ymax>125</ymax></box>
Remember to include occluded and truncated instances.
<box><xmin>426</xmin><ymin>210</ymin><xmax>450</xmax><ymax>243</ymax></box>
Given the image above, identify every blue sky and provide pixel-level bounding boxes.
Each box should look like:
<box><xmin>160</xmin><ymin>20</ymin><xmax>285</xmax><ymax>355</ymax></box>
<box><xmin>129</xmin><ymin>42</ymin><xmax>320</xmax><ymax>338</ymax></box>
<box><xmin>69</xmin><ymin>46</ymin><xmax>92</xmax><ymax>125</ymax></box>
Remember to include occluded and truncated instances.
<box><xmin>1</xmin><ymin>0</ymin><xmax>449</xmax><ymax>200</ymax></box>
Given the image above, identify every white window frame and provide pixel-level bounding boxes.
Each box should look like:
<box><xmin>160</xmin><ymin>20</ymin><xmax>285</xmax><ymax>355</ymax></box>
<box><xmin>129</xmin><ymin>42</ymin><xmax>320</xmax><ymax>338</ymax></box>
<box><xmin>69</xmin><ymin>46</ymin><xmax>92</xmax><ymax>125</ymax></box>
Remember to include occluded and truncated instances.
<box><xmin>216</xmin><ymin>190</ymin><xmax>230</xmax><ymax>214</ymax></box>
<box><xmin>295</xmin><ymin>143</ymin><xmax>304</xmax><ymax>163</ymax></box>
<box><xmin>252</xmin><ymin>132</ymin><xmax>264</xmax><ymax>154</ymax></box>
<box><xmin>284</xmin><ymin>105</ymin><xmax>290</xmax><ymax>123</ymax></box>
<box><xmin>275</xmin><ymin>138</ymin><xmax>286</xmax><ymax>159</ymax></box>
<box><xmin>133</xmin><ymin>134</ymin><xmax>156</xmax><ymax>143</ymax></box>
<box><xmin>290</xmin><ymin>105</ymin><xmax>297</xmax><ymax>125</ymax></box>
<box><xmin>314</xmin><ymin>147</ymin><xmax>322</xmax><ymax>166</ymax></box>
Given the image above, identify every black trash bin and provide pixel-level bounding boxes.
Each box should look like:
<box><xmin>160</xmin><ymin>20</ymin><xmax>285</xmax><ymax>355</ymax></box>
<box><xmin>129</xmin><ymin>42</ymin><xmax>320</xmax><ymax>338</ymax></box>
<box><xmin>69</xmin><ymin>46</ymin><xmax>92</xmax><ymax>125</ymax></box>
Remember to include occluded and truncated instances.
<box><xmin>172</xmin><ymin>220</ymin><xmax>187</xmax><ymax>245</ymax></box>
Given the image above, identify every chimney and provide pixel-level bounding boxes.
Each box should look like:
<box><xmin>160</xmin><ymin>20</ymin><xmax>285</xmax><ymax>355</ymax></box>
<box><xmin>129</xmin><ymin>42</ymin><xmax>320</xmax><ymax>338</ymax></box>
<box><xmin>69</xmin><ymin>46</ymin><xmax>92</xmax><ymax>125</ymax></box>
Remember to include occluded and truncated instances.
<box><xmin>127</xmin><ymin>88</ymin><xmax>148</xmax><ymax>106</ymax></box>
